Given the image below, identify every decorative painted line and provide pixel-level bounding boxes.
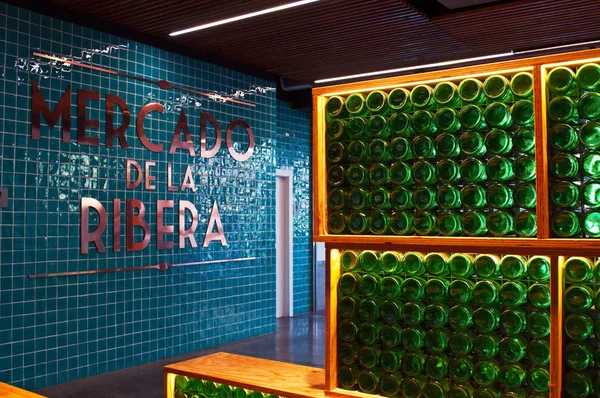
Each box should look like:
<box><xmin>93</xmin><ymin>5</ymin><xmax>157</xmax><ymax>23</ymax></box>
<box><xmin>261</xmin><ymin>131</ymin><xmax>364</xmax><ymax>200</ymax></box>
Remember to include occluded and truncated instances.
<box><xmin>32</xmin><ymin>52</ymin><xmax>256</xmax><ymax>108</ymax></box>
<box><xmin>28</xmin><ymin>257</ymin><xmax>256</xmax><ymax>278</ymax></box>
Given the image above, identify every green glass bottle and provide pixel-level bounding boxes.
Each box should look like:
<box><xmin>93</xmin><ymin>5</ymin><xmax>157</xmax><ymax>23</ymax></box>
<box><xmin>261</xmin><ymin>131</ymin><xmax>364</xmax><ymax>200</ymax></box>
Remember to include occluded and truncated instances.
<box><xmin>368</xmin><ymin>139</ymin><xmax>391</xmax><ymax>162</ymax></box>
<box><xmin>458</xmin><ymin>78</ymin><xmax>486</xmax><ymax>105</ymax></box>
<box><xmin>499</xmin><ymin>281</ymin><xmax>527</xmax><ymax>307</ymax></box>
<box><xmin>328</xmin><ymin>211</ymin><xmax>347</xmax><ymax>234</ymax></box>
<box><xmin>359</xmin><ymin>299</ymin><xmax>382</xmax><ymax>322</ymax></box>
<box><xmin>381</xmin><ymin>349</ymin><xmax>404</xmax><ymax>372</ymax></box>
<box><xmin>366</xmin><ymin>90</ymin><xmax>389</xmax><ymax>114</ymax></box>
<box><xmin>380</xmin><ymin>276</ymin><xmax>403</xmax><ymax>298</ymax></box>
<box><xmin>346</xmin><ymin>164</ymin><xmax>369</xmax><ymax>186</ymax></box>
<box><xmin>565</xmin><ymin>342</ymin><xmax>594</xmax><ymax>370</ymax></box>
<box><xmin>473</xmin><ymin>360</ymin><xmax>500</xmax><ymax>386</ymax></box>
<box><xmin>412</xmin><ymin>110</ymin><xmax>438</xmax><ymax>135</ymax></box>
<box><xmin>339</xmin><ymin>272</ymin><xmax>360</xmax><ymax>295</ymax></box>
<box><xmin>425</xmin><ymin>328</ymin><xmax>450</xmax><ymax>353</ymax></box>
<box><xmin>549</xmin><ymin>123</ymin><xmax>578</xmax><ymax>151</ymax></box>
<box><xmin>328</xmin><ymin>188</ymin><xmax>347</xmax><ymax>211</ymax></box>
<box><xmin>358</xmin><ymin>346</ymin><xmax>381</xmax><ymax>369</ymax></box>
<box><xmin>449</xmin><ymin>304</ymin><xmax>474</xmax><ymax>330</ymax></box>
<box><xmin>347</xmin><ymin>117</ymin><xmax>368</xmax><ymax>140</ymax></box>
<box><xmin>527</xmin><ymin>367</ymin><xmax>550</xmax><ymax>393</ymax></box>
<box><xmin>551</xmin><ymin>181</ymin><xmax>580</xmax><ymax>207</ymax></box>
<box><xmin>514</xmin><ymin>182</ymin><xmax>537</xmax><ymax>209</ymax></box>
<box><xmin>563</xmin><ymin>371</ymin><xmax>593</xmax><ymax>398</ymax></box>
<box><xmin>528</xmin><ymin>311</ymin><xmax>551</xmax><ymax>338</ymax></box>
<box><xmin>400</xmin><ymin>375</ymin><xmax>427</xmax><ymax>398</ymax></box>
<box><xmin>582</xmin><ymin>180</ymin><xmax>600</xmax><ymax>207</ymax></box>
<box><xmin>474</xmin><ymin>386</ymin><xmax>501</xmax><ymax>398</ymax></box>
<box><xmin>413</xmin><ymin>186</ymin><xmax>437</xmax><ymax>211</ymax></box>
<box><xmin>434</xmin><ymin>81</ymin><xmax>462</xmax><ymax>108</ymax></box>
<box><xmin>527</xmin><ymin>282</ymin><xmax>550</xmax><ymax>309</ymax></box>
<box><xmin>513</xmin><ymin>154</ymin><xmax>536</xmax><ymax>181</ymax></box>
<box><xmin>459</xmin><ymin>104</ymin><xmax>487</xmax><ymax>131</ymax></box>
<box><xmin>345</xmin><ymin>93</ymin><xmax>369</xmax><ymax>117</ymax></box>
<box><xmin>359</xmin><ymin>273</ymin><xmax>381</xmax><ymax>296</ymax></box>
<box><xmin>339</xmin><ymin>320</ymin><xmax>359</xmax><ymax>343</ymax></box>
<box><xmin>388</xmin><ymin>88</ymin><xmax>413</xmax><ymax>113</ymax></box>
<box><xmin>358</xmin><ymin>322</ymin><xmax>381</xmax><ymax>345</ymax></box>
<box><xmin>233</xmin><ymin>387</ymin><xmax>248</xmax><ymax>398</ymax></box>
<box><xmin>218</xmin><ymin>383</ymin><xmax>233</xmax><ymax>398</ymax></box>
<box><xmin>513</xmin><ymin>127</ymin><xmax>535</xmax><ymax>154</ymax></box>
<box><xmin>528</xmin><ymin>256</ymin><xmax>550</xmax><ymax>282</ymax></box>
<box><xmin>381</xmin><ymin>300</ymin><xmax>403</xmax><ymax>324</ymax></box>
<box><xmin>564</xmin><ymin>284</ymin><xmax>594</xmax><ymax>313</ymax></box>
<box><xmin>435</xmin><ymin>108</ymin><xmax>462</xmax><ymax>132</ymax></box>
<box><xmin>500</xmin><ymin>255</ymin><xmax>527</xmax><ymax>279</ymax></box>
<box><xmin>551</xmin><ymin>210</ymin><xmax>581</xmax><ymax>237</ymax></box>
<box><xmin>401</xmin><ymin>350</ymin><xmax>427</xmax><ymax>375</ymax></box>
<box><xmin>485</xmin><ymin>130</ymin><xmax>513</xmax><ymax>155</ymax></box>
<box><xmin>487</xmin><ymin>183</ymin><xmax>514</xmax><ymax>209</ymax></box>
<box><xmin>203</xmin><ymin>381</ymin><xmax>219</xmax><ymax>397</ymax></box>
<box><xmin>527</xmin><ymin>338</ymin><xmax>550</xmax><ymax>366</ymax></box>
<box><xmin>338</xmin><ymin>364</ymin><xmax>359</xmax><ymax>389</ymax></box>
<box><xmin>425</xmin><ymin>304</ymin><xmax>450</xmax><ymax>328</ymax></box>
<box><xmin>437</xmin><ymin>212</ymin><xmax>462</xmax><ymax>236</ymax></box>
<box><xmin>357</xmin><ymin>369</ymin><xmax>381</xmax><ymax>394</ymax></box>
<box><xmin>515</xmin><ymin>210</ymin><xmax>537</xmax><ymax>237</ymax></box>
<box><xmin>450</xmin><ymin>382</ymin><xmax>475</xmax><ymax>398</ymax></box>
<box><xmin>462</xmin><ymin>211</ymin><xmax>488</xmax><ymax>236</ymax></box>
<box><xmin>327</xmin><ymin>165</ymin><xmax>345</xmax><ymax>187</ymax></box>
<box><xmin>449</xmin><ymin>279</ymin><xmax>475</xmax><ymax>303</ymax></box>
<box><xmin>437</xmin><ymin>159</ymin><xmax>461</xmax><ymax>183</ymax></box>
<box><xmin>547</xmin><ymin>66</ymin><xmax>577</xmax><ymax>95</ymax></box>
<box><xmin>380</xmin><ymin>373</ymin><xmax>403</xmax><ymax>396</ymax></box>
<box><xmin>511</xmin><ymin>100</ymin><xmax>534</xmax><ymax>126</ymax></box>
<box><xmin>391</xmin><ymin>211</ymin><xmax>415</xmax><ymax>235</ymax></box>
<box><xmin>484</xmin><ymin>102</ymin><xmax>513</xmax><ymax>129</ymax></box>
<box><xmin>414</xmin><ymin>211</ymin><xmax>437</xmax><ymax>236</ymax></box>
<box><xmin>449</xmin><ymin>356</ymin><xmax>474</xmax><ymax>382</ymax></box>
<box><xmin>583</xmin><ymin>210</ymin><xmax>600</xmax><ymax>236</ymax></box>
<box><xmin>565</xmin><ymin>256</ymin><xmax>594</xmax><ymax>282</ymax></box>
<box><xmin>390</xmin><ymin>162</ymin><xmax>413</xmax><ymax>186</ymax></box>
<box><xmin>348</xmin><ymin>212</ymin><xmax>369</xmax><ymax>234</ymax></box>
<box><xmin>500</xmin><ymin>364</ymin><xmax>526</xmax><ymax>388</ymax></box>
<box><xmin>486</xmin><ymin>156</ymin><xmax>513</xmax><ymax>182</ymax></box>
<box><xmin>338</xmin><ymin>342</ymin><xmax>359</xmax><ymax>365</ymax></box>
<box><xmin>461</xmin><ymin>158</ymin><xmax>487</xmax><ymax>183</ymax></box>
<box><xmin>484</xmin><ymin>75</ymin><xmax>513</xmax><ymax>103</ymax></box>
<box><xmin>435</xmin><ymin>133</ymin><xmax>461</xmax><ymax>158</ymax></box>
<box><xmin>371</xmin><ymin>187</ymin><xmax>392</xmax><ymax>210</ymax></box>
<box><xmin>510</xmin><ymin>72</ymin><xmax>534</xmax><ymax>99</ymax></box>
<box><xmin>448</xmin><ymin>253</ymin><xmax>474</xmax><ymax>278</ymax></box>
<box><xmin>425</xmin><ymin>278</ymin><xmax>450</xmax><ymax>302</ymax></box>
<box><xmin>425</xmin><ymin>252</ymin><xmax>449</xmax><ymax>275</ymax></box>
<box><xmin>411</xmin><ymin>85</ymin><xmax>435</xmax><ymax>109</ymax></box>
<box><xmin>391</xmin><ymin>187</ymin><xmax>414</xmax><ymax>211</ymax></box>
<box><xmin>368</xmin><ymin>115</ymin><xmax>390</xmax><ymax>139</ymax></box>
<box><xmin>460</xmin><ymin>132</ymin><xmax>487</xmax><ymax>157</ymax></box>
<box><xmin>474</xmin><ymin>333</ymin><xmax>500</xmax><ymax>359</ymax></box>
<box><xmin>381</xmin><ymin>251</ymin><xmax>403</xmax><ymax>273</ymax></box>
<box><xmin>576</xmin><ymin>63</ymin><xmax>600</xmax><ymax>91</ymax></box>
<box><xmin>175</xmin><ymin>375</ymin><xmax>190</xmax><ymax>392</ymax></box>
<box><xmin>341</xmin><ymin>250</ymin><xmax>360</xmax><ymax>271</ymax></box>
<box><xmin>487</xmin><ymin>211</ymin><xmax>514</xmax><ymax>237</ymax></box>
<box><xmin>402</xmin><ymin>303</ymin><xmax>425</xmax><ymax>326</ymax></box>
<box><xmin>549</xmin><ymin>96</ymin><xmax>578</xmax><ymax>122</ymax></box>
<box><xmin>582</xmin><ymin>150</ymin><xmax>600</xmax><ymax>178</ymax></box>
<box><xmin>412</xmin><ymin>135</ymin><xmax>437</xmax><ymax>159</ymax></box>
<box><xmin>403</xmin><ymin>252</ymin><xmax>425</xmax><ymax>275</ymax></box>
<box><xmin>437</xmin><ymin>185</ymin><xmax>462</xmax><ymax>210</ymax></box>
<box><xmin>425</xmin><ymin>354</ymin><xmax>450</xmax><ymax>379</ymax></box>
<box><xmin>449</xmin><ymin>330</ymin><xmax>475</xmax><ymax>356</ymax></box>
<box><xmin>499</xmin><ymin>335</ymin><xmax>527</xmax><ymax>362</ymax></box>
<box><xmin>473</xmin><ymin>306</ymin><xmax>500</xmax><ymax>332</ymax></box>
<box><xmin>359</xmin><ymin>250</ymin><xmax>381</xmax><ymax>273</ymax></box>
<box><xmin>578</xmin><ymin>94</ymin><xmax>600</xmax><ymax>121</ymax></box>
<box><xmin>326</xmin><ymin>141</ymin><xmax>345</xmax><ymax>164</ymax></box>
<box><xmin>401</xmin><ymin>276</ymin><xmax>426</xmax><ymax>301</ymax></box>
<box><xmin>500</xmin><ymin>308</ymin><xmax>527</xmax><ymax>335</ymax></box>
<box><xmin>474</xmin><ymin>280</ymin><xmax>500</xmax><ymax>305</ymax></box>
<box><xmin>326</xmin><ymin>96</ymin><xmax>347</xmax><ymax>119</ymax></box>
<box><xmin>473</xmin><ymin>254</ymin><xmax>500</xmax><ymax>278</ymax></box>
<box><xmin>348</xmin><ymin>188</ymin><xmax>370</xmax><ymax>210</ymax></box>
<box><xmin>390</xmin><ymin>137</ymin><xmax>413</xmax><ymax>161</ymax></box>
<box><xmin>389</xmin><ymin>112</ymin><xmax>413</xmax><ymax>138</ymax></box>
<box><xmin>424</xmin><ymin>379</ymin><xmax>452</xmax><ymax>398</ymax></box>
<box><xmin>347</xmin><ymin>141</ymin><xmax>369</xmax><ymax>163</ymax></box>
<box><xmin>380</xmin><ymin>325</ymin><xmax>403</xmax><ymax>348</ymax></box>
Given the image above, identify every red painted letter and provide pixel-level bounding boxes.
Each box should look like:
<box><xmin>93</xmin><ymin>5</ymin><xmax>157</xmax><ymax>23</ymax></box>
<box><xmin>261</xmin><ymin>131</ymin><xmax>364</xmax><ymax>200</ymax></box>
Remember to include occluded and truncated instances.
<box><xmin>77</xmin><ymin>89</ymin><xmax>100</xmax><ymax>146</ymax></box>
<box><xmin>126</xmin><ymin>199</ymin><xmax>150</xmax><ymax>252</ymax></box>
<box><xmin>81</xmin><ymin>198</ymin><xmax>107</xmax><ymax>254</ymax></box>
<box><xmin>106</xmin><ymin>94</ymin><xmax>130</xmax><ymax>149</ymax></box>
<box><xmin>31</xmin><ymin>80</ymin><xmax>71</xmax><ymax>142</ymax></box>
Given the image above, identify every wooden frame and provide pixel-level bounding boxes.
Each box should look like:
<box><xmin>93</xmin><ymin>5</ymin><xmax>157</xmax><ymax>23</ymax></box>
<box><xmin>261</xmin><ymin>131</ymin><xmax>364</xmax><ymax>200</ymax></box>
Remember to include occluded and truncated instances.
<box><xmin>312</xmin><ymin>47</ymin><xmax>600</xmax><ymax>255</ymax></box>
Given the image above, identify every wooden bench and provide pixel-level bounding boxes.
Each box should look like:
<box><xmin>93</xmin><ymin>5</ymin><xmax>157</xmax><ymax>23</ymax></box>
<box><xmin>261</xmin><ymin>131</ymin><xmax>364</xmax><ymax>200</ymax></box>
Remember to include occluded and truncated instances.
<box><xmin>0</xmin><ymin>383</ymin><xmax>45</xmax><ymax>398</ymax></box>
<box><xmin>164</xmin><ymin>352</ymin><xmax>326</xmax><ymax>398</ymax></box>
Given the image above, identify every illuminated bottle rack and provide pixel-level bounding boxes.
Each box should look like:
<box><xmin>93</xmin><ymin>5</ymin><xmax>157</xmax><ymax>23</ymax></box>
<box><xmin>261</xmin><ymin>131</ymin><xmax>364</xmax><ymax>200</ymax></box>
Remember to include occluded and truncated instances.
<box><xmin>172</xmin><ymin>375</ymin><xmax>287</xmax><ymax>398</ymax></box>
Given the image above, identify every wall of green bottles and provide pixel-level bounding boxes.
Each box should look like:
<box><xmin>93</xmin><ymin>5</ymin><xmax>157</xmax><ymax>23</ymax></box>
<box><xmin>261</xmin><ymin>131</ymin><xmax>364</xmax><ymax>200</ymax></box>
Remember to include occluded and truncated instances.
<box><xmin>336</xmin><ymin>249</ymin><xmax>551</xmax><ymax>397</ymax></box>
<box><xmin>325</xmin><ymin>73</ymin><xmax>538</xmax><ymax>237</ymax></box>
<box><xmin>547</xmin><ymin>64</ymin><xmax>600</xmax><ymax>238</ymax></box>
<box><xmin>562</xmin><ymin>257</ymin><xmax>600</xmax><ymax>397</ymax></box>
<box><xmin>173</xmin><ymin>375</ymin><xmax>284</xmax><ymax>398</ymax></box>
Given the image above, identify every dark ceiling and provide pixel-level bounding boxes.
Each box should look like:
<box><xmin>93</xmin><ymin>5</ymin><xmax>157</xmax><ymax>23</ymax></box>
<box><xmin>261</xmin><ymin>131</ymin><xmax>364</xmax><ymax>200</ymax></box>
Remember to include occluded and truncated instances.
<box><xmin>10</xmin><ymin>0</ymin><xmax>600</xmax><ymax>86</ymax></box>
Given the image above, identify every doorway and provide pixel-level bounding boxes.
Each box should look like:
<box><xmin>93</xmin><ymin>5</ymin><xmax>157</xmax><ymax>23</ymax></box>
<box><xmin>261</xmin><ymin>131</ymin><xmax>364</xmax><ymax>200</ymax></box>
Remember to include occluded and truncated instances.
<box><xmin>276</xmin><ymin>170</ymin><xmax>293</xmax><ymax>318</ymax></box>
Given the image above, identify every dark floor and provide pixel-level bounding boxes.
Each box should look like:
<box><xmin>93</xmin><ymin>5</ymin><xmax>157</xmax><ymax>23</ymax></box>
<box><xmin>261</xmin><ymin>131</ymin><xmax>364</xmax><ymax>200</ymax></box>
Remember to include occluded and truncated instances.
<box><xmin>36</xmin><ymin>314</ymin><xmax>325</xmax><ymax>398</ymax></box>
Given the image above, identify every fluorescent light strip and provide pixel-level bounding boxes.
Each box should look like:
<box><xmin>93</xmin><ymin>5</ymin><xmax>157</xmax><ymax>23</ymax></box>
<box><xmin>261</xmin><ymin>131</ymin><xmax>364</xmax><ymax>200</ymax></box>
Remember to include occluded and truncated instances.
<box><xmin>514</xmin><ymin>39</ymin><xmax>600</xmax><ymax>55</ymax></box>
<box><xmin>170</xmin><ymin>0</ymin><xmax>319</xmax><ymax>36</ymax></box>
<box><xmin>314</xmin><ymin>52</ymin><xmax>514</xmax><ymax>84</ymax></box>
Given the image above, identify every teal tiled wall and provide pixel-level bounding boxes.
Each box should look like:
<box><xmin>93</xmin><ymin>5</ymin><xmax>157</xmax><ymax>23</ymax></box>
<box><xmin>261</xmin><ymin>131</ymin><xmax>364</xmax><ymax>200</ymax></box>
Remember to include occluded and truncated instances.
<box><xmin>276</xmin><ymin>101</ymin><xmax>313</xmax><ymax>314</ymax></box>
<box><xmin>0</xmin><ymin>3</ymin><xmax>312</xmax><ymax>390</ymax></box>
